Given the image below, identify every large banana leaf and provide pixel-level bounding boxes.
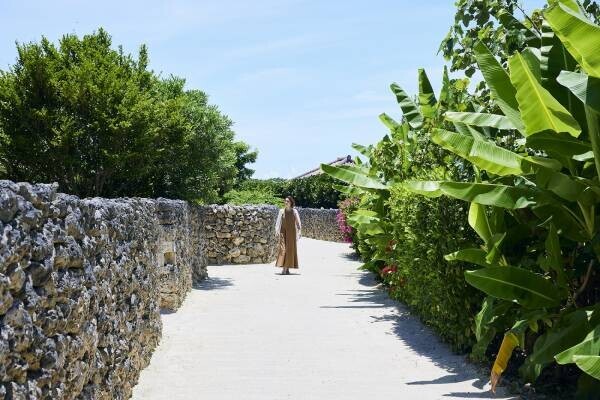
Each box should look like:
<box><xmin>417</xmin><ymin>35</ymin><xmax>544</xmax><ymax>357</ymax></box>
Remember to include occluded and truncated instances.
<box><xmin>509</xmin><ymin>52</ymin><xmax>581</xmax><ymax>137</ymax></box>
<box><xmin>431</xmin><ymin>129</ymin><xmax>563</xmax><ymax>180</ymax></box>
<box><xmin>474</xmin><ymin>41</ymin><xmax>525</xmax><ymax>132</ymax></box>
<box><xmin>587</xmin><ymin>108</ymin><xmax>600</xmax><ymax>180</ymax></box>
<box><xmin>521</xmin><ymin>48</ymin><xmax>542</xmax><ymax>80</ymax></box>
<box><xmin>545</xmin><ymin>2</ymin><xmax>600</xmax><ymax>78</ymax></box>
<box><xmin>347</xmin><ymin>209</ymin><xmax>386</xmax><ymax>236</ymax></box>
<box><xmin>445</xmin><ymin>248</ymin><xmax>490</xmax><ymax>268</ymax></box>
<box><xmin>472</xmin><ymin>299</ymin><xmax>515</xmax><ymax>361</ymax></box>
<box><xmin>535</xmin><ymin>167</ymin><xmax>599</xmax><ymax>205</ymax></box>
<box><xmin>390</xmin><ymin>83</ymin><xmax>423</xmax><ymax>129</ymax></box>
<box><xmin>526</xmin><ymin>131</ymin><xmax>591</xmax><ymax>157</ymax></box>
<box><xmin>573</xmin><ymin>356</ymin><xmax>600</xmax><ymax>380</ymax></box>
<box><xmin>464</xmin><ymin>266</ymin><xmax>563</xmax><ymax>309</ymax></box>
<box><xmin>540</xmin><ymin>20</ymin><xmax>584</xmax><ymax>124</ymax></box>
<box><xmin>566</xmin><ymin>70</ymin><xmax>600</xmax><ymax>178</ymax></box>
<box><xmin>431</xmin><ymin>129</ymin><xmax>525</xmax><ymax>176</ymax></box>
<box><xmin>439</xmin><ymin>65</ymin><xmax>450</xmax><ymax>106</ymax></box>
<box><xmin>352</xmin><ymin>143</ymin><xmax>372</xmax><ymax>157</ymax></box>
<box><xmin>556</xmin><ymin>324</ymin><xmax>600</xmax><ymax>365</ymax></box>
<box><xmin>347</xmin><ymin>209</ymin><xmax>379</xmax><ymax>225</ymax></box>
<box><xmin>541</xmin><ymin>224</ymin><xmax>567</xmax><ymax>287</ymax></box>
<box><xmin>485</xmin><ymin>232</ymin><xmax>507</xmax><ymax>265</ymax></box>
<box><xmin>554</xmin><ymin>0</ymin><xmax>586</xmax><ymax>13</ymax></box>
<box><xmin>471</xmin><ymin>297</ymin><xmax>502</xmax><ymax>361</ymax></box>
<box><xmin>404</xmin><ymin>181</ymin><xmax>539</xmax><ymax>209</ymax></box>
<box><xmin>379</xmin><ymin>113</ymin><xmax>400</xmax><ymax>131</ymax></box>
<box><xmin>468</xmin><ymin>201</ymin><xmax>493</xmax><ymax>245</ymax></box>
<box><xmin>520</xmin><ymin>309</ymin><xmax>591</xmax><ymax>381</ymax></box>
<box><xmin>418</xmin><ymin>68</ymin><xmax>437</xmax><ymax>119</ymax></box>
<box><xmin>333</xmin><ymin>184</ymin><xmax>363</xmax><ymax>196</ymax></box>
<box><xmin>474</xmin><ymin>296</ymin><xmax>496</xmax><ymax>342</ymax></box>
<box><xmin>445</xmin><ymin>112</ymin><xmax>517</xmax><ymax>130</ymax></box>
<box><xmin>321</xmin><ymin>164</ymin><xmax>389</xmax><ymax>190</ymax></box>
<box><xmin>532</xmin><ymin>204</ymin><xmax>589</xmax><ymax>242</ymax></box>
<box><xmin>557</xmin><ymin>71</ymin><xmax>600</xmax><ymax>113</ymax></box>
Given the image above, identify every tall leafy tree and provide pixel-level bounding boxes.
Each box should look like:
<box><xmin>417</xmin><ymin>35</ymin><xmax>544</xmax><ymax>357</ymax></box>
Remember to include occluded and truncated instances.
<box><xmin>233</xmin><ymin>142</ymin><xmax>258</xmax><ymax>186</ymax></box>
<box><xmin>0</xmin><ymin>28</ymin><xmax>255</xmax><ymax>202</ymax></box>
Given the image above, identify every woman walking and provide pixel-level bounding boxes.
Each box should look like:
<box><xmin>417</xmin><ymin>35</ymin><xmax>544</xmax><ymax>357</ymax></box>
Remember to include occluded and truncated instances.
<box><xmin>275</xmin><ymin>196</ymin><xmax>302</xmax><ymax>275</ymax></box>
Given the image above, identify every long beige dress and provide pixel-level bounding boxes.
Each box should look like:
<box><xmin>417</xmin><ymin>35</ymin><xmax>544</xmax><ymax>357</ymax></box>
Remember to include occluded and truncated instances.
<box><xmin>276</xmin><ymin>208</ymin><xmax>299</xmax><ymax>268</ymax></box>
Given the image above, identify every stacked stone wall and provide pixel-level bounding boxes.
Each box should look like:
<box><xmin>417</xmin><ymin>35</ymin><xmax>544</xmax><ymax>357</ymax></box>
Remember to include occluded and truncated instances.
<box><xmin>197</xmin><ymin>206</ymin><xmax>345</xmax><ymax>266</ymax></box>
<box><xmin>297</xmin><ymin>208</ymin><xmax>344</xmax><ymax>242</ymax></box>
<box><xmin>0</xmin><ymin>181</ymin><xmax>202</xmax><ymax>399</ymax></box>
<box><xmin>199</xmin><ymin>205</ymin><xmax>278</xmax><ymax>265</ymax></box>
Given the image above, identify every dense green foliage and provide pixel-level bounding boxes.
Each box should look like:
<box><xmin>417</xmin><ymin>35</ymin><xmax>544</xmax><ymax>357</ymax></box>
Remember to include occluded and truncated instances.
<box><xmin>326</xmin><ymin>0</ymin><xmax>600</xmax><ymax>395</ymax></box>
<box><xmin>417</xmin><ymin>3</ymin><xmax>600</xmax><ymax>392</ymax></box>
<box><xmin>283</xmin><ymin>174</ymin><xmax>343</xmax><ymax>209</ymax></box>
<box><xmin>230</xmin><ymin>142</ymin><xmax>259</xmax><ymax>190</ymax></box>
<box><xmin>0</xmin><ymin>29</ymin><xmax>255</xmax><ymax>203</ymax></box>
<box><xmin>387</xmin><ymin>186</ymin><xmax>483</xmax><ymax>351</ymax></box>
<box><xmin>441</xmin><ymin>0</ymin><xmax>599</xmax><ymax>78</ymax></box>
<box><xmin>327</xmin><ymin>68</ymin><xmax>485</xmax><ymax>352</ymax></box>
<box><xmin>223</xmin><ymin>187</ymin><xmax>282</xmax><ymax>206</ymax></box>
<box><xmin>226</xmin><ymin>174</ymin><xmax>343</xmax><ymax>208</ymax></box>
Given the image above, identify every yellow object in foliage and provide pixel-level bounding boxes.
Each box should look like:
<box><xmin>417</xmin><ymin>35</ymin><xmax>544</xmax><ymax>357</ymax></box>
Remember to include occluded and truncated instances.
<box><xmin>490</xmin><ymin>332</ymin><xmax>519</xmax><ymax>393</ymax></box>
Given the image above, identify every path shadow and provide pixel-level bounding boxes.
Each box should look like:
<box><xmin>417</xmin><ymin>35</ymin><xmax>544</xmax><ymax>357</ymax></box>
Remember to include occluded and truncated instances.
<box><xmin>193</xmin><ymin>276</ymin><xmax>234</xmax><ymax>291</ymax></box>
<box><xmin>442</xmin><ymin>391</ymin><xmax>501</xmax><ymax>398</ymax></box>
<box><xmin>323</xmin><ymin>270</ymin><xmax>508</xmax><ymax>399</ymax></box>
<box><xmin>338</xmin><ymin>251</ymin><xmax>360</xmax><ymax>261</ymax></box>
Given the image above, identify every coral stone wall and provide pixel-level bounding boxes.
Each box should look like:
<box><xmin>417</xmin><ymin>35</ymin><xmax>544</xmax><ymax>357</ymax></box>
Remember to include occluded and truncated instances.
<box><xmin>0</xmin><ymin>181</ymin><xmax>202</xmax><ymax>399</ymax></box>
<box><xmin>297</xmin><ymin>208</ymin><xmax>344</xmax><ymax>242</ymax></box>
<box><xmin>198</xmin><ymin>206</ymin><xmax>345</xmax><ymax>266</ymax></box>
<box><xmin>155</xmin><ymin>199</ymin><xmax>206</xmax><ymax>311</ymax></box>
<box><xmin>199</xmin><ymin>205</ymin><xmax>278</xmax><ymax>265</ymax></box>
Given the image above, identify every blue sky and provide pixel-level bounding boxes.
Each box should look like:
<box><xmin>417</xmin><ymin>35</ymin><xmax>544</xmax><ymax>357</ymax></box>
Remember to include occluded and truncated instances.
<box><xmin>0</xmin><ymin>0</ymin><xmax>546</xmax><ymax>178</ymax></box>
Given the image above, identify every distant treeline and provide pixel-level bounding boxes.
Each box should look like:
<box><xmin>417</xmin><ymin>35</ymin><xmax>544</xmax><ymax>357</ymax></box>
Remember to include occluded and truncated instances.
<box><xmin>224</xmin><ymin>174</ymin><xmax>344</xmax><ymax>209</ymax></box>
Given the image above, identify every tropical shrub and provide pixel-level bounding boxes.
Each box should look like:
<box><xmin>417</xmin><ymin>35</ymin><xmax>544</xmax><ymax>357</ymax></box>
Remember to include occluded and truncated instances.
<box><xmin>324</xmin><ymin>67</ymin><xmax>485</xmax><ymax>351</ymax></box>
<box><xmin>402</xmin><ymin>1</ymin><xmax>600</xmax><ymax>394</ymax></box>
<box><xmin>325</xmin><ymin>0</ymin><xmax>600</xmax><ymax>395</ymax></box>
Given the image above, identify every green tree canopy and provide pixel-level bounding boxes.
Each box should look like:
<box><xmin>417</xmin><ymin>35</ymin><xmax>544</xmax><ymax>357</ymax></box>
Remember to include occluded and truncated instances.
<box><xmin>441</xmin><ymin>0</ymin><xmax>600</xmax><ymax>78</ymax></box>
<box><xmin>0</xmin><ymin>28</ymin><xmax>255</xmax><ymax>202</ymax></box>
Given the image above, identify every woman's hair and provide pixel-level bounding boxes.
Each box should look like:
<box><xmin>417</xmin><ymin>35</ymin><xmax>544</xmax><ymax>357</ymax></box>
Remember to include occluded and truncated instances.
<box><xmin>285</xmin><ymin>196</ymin><xmax>295</xmax><ymax>208</ymax></box>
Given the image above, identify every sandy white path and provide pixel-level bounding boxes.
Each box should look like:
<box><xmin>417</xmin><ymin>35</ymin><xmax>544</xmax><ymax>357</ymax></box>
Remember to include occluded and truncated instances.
<box><xmin>132</xmin><ymin>238</ymin><xmax>513</xmax><ymax>400</ymax></box>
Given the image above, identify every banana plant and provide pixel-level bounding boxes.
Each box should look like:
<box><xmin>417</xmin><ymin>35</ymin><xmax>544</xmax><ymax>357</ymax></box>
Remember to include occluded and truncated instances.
<box><xmin>403</xmin><ymin>0</ymin><xmax>600</xmax><ymax>392</ymax></box>
<box><xmin>323</xmin><ymin>66</ymin><xmax>474</xmax><ymax>274</ymax></box>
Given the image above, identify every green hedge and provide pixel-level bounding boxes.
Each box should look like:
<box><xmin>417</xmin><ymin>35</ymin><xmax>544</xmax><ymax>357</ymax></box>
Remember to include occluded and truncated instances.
<box><xmin>386</xmin><ymin>184</ymin><xmax>483</xmax><ymax>352</ymax></box>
